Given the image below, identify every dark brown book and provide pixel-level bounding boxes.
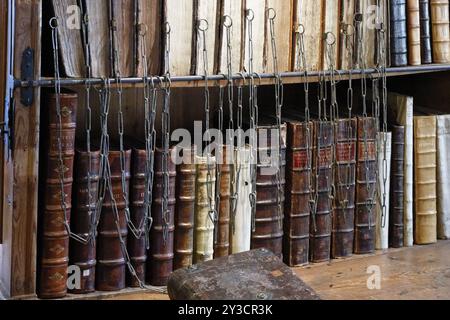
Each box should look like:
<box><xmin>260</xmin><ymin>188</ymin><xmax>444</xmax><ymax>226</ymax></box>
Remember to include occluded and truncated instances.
<box><xmin>39</xmin><ymin>92</ymin><xmax>77</xmax><ymax>299</ymax></box>
<box><xmin>126</xmin><ymin>148</ymin><xmax>148</xmax><ymax>287</ymax></box>
<box><xmin>332</xmin><ymin>119</ymin><xmax>357</xmax><ymax>259</ymax></box>
<box><xmin>168</xmin><ymin>249</ymin><xmax>320</xmax><ymax>300</ymax></box>
<box><xmin>355</xmin><ymin>117</ymin><xmax>378</xmax><ymax>254</ymax></box>
<box><xmin>390</xmin><ymin>0</ymin><xmax>408</xmax><ymax>66</ymax></box>
<box><xmin>174</xmin><ymin>146</ymin><xmax>196</xmax><ymax>270</ymax></box>
<box><xmin>284</xmin><ymin>121</ymin><xmax>312</xmax><ymax>267</ymax></box>
<box><xmin>148</xmin><ymin>148</ymin><xmax>176</xmax><ymax>286</ymax></box>
<box><xmin>69</xmin><ymin>149</ymin><xmax>100</xmax><ymax>294</ymax></box>
<box><xmin>252</xmin><ymin>124</ymin><xmax>287</xmax><ymax>259</ymax></box>
<box><xmin>96</xmin><ymin>149</ymin><xmax>131</xmax><ymax>292</ymax></box>
<box><xmin>310</xmin><ymin>121</ymin><xmax>334</xmax><ymax>263</ymax></box>
<box><xmin>389</xmin><ymin>125</ymin><xmax>405</xmax><ymax>248</ymax></box>
<box><xmin>215</xmin><ymin>146</ymin><xmax>232</xmax><ymax>258</ymax></box>
<box><xmin>419</xmin><ymin>0</ymin><xmax>433</xmax><ymax>64</ymax></box>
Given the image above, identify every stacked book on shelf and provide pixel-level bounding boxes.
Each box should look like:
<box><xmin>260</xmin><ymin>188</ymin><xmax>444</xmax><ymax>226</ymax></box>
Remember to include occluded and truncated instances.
<box><xmin>50</xmin><ymin>0</ymin><xmax>450</xmax><ymax>79</ymax></box>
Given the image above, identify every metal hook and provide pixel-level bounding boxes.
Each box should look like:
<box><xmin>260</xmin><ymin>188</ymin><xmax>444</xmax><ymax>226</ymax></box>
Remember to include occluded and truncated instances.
<box><xmin>340</xmin><ymin>23</ymin><xmax>354</xmax><ymax>37</ymax></box>
<box><xmin>252</xmin><ymin>72</ymin><xmax>263</xmax><ymax>87</ymax></box>
<box><xmin>246</xmin><ymin>9</ymin><xmax>255</xmax><ymax>22</ymax></box>
<box><xmin>49</xmin><ymin>17</ymin><xmax>59</xmax><ymax>29</ymax></box>
<box><xmin>296</xmin><ymin>23</ymin><xmax>305</xmax><ymax>35</ymax></box>
<box><xmin>236</xmin><ymin>72</ymin><xmax>247</xmax><ymax>87</ymax></box>
<box><xmin>164</xmin><ymin>22</ymin><xmax>171</xmax><ymax>35</ymax></box>
<box><xmin>138</xmin><ymin>23</ymin><xmax>148</xmax><ymax>36</ymax></box>
<box><xmin>197</xmin><ymin>19</ymin><xmax>209</xmax><ymax>32</ymax></box>
<box><xmin>324</xmin><ymin>32</ymin><xmax>336</xmax><ymax>46</ymax></box>
<box><xmin>266</xmin><ymin>8</ymin><xmax>276</xmax><ymax>20</ymax></box>
<box><xmin>223</xmin><ymin>15</ymin><xmax>233</xmax><ymax>28</ymax></box>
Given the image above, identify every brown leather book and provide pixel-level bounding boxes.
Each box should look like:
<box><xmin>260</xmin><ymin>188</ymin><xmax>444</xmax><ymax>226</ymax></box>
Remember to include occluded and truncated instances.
<box><xmin>252</xmin><ymin>124</ymin><xmax>287</xmax><ymax>259</ymax></box>
<box><xmin>389</xmin><ymin>126</ymin><xmax>405</xmax><ymax>248</ymax></box>
<box><xmin>407</xmin><ymin>0</ymin><xmax>422</xmax><ymax>65</ymax></box>
<box><xmin>126</xmin><ymin>147</ymin><xmax>148</xmax><ymax>287</ymax></box>
<box><xmin>96</xmin><ymin>149</ymin><xmax>131</xmax><ymax>292</ymax></box>
<box><xmin>69</xmin><ymin>149</ymin><xmax>100</xmax><ymax>294</ymax></box>
<box><xmin>354</xmin><ymin>117</ymin><xmax>378</xmax><ymax>254</ymax></box>
<box><xmin>148</xmin><ymin>148</ymin><xmax>176</xmax><ymax>286</ymax></box>
<box><xmin>39</xmin><ymin>92</ymin><xmax>77</xmax><ymax>299</ymax></box>
<box><xmin>332</xmin><ymin>118</ymin><xmax>357</xmax><ymax>259</ymax></box>
<box><xmin>284</xmin><ymin>121</ymin><xmax>312</xmax><ymax>267</ymax></box>
<box><xmin>310</xmin><ymin>121</ymin><xmax>333</xmax><ymax>263</ymax></box>
<box><xmin>174</xmin><ymin>146</ymin><xmax>196</xmax><ymax>270</ymax></box>
<box><xmin>414</xmin><ymin>116</ymin><xmax>438</xmax><ymax>245</ymax></box>
<box><xmin>168</xmin><ymin>249</ymin><xmax>320</xmax><ymax>300</ymax></box>
<box><xmin>215</xmin><ymin>146</ymin><xmax>232</xmax><ymax>258</ymax></box>
<box><xmin>430</xmin><ymin>0</ymin><xmax>450</xmax><ymax>63</ymax></box>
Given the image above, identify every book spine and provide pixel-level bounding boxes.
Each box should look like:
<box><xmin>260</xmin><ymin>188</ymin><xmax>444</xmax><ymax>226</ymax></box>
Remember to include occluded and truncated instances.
<box><xmin>437</xmin><ymin>116</ymin><xmax>450</xmax><ymax>239</ymax></box>
<box><xmin>414</xmin><ymin>116</ymin><xmax>438</xmax><ymax>245</ymax></box>
<box><xmin>310</xmin><ymin>121</ymin><xmax>334</xmax><ymax>263</ymax></box>
<box><xmin>126</xmin><ymin>149</ymin><xmax>148</xmax><ymax>287</ymax></box>
<box><xmin>332</xmin><ymin>119</ymin><xmax>357</xmax><ymax>259</ymax></box>
<box><xmin>419</xmin><ymin>0</ymin><xmax>433</xmax><ymax>64</ymax></box>
<box><xmin>252</xmin><ymin>125</ymin><xmax>287</xmax><ymax>259</ymax></box>
<box><xmin>407</xmin><ymin>0</ymin><xmax>422</xmax><ymax>65</ymax></box>
<box><xmin>389</xmin><ymin>126</ymin><xmax>405</xmax><ymax>248</ymax></box>
<box><xmin>339</xmin><ymin>0</ymin><xmax>356</xmax><ymax>70</ymax></box>
<box><xmin>174</xmin><ymin>146</ymin><xmax>196</xmax><ymax>270</ymax></box>
<box><xmin>148</xmin><ymin>148</ymin><xmax>176</xmax><ymax>286</ymax></box>
<box><xmin>69</xmin><ymin>149</ymin><xmax>100</xmax><ymax>294</ymax></box>
<box><xmin>96</xmin><ymin>150</ymin><xmax>131</xmax><ymax>291</ymax></box>
<box><xmin>39</xmin><ymin>93</ymin><xmax>77</xmax><ymax>299</ymax></box>
<box><xmin>230</xmin><ymin>146</ymin><xmax>252</xmax><ymax>254</ymax></box>
<box><xmin>375</xmin><ymin>132</ymin><xmax>392</xmax><ymax>250</ymax></box>
<box><xmin>194</xmin><ymin>156</ymin><xmax>217</xmax><ymax>263</ymax></box>
<box><xmin>355</xmin><ymin>117</ymin><xmax>377</xmax><ymax>254</ymax></box>
<box><xmin>284</xmin><ymin>122</ymin><xmax>312</xmax><ymax>266</ymax></box>
<box><xmin>430</xmin><ymin>0</ymin><xmax>450</xmax><ymax>63</ymax></box>
<box><xmin>390</xmin><ymin>0</ymin><xmax>408</xmax><ymax>66</ymax></box>
<box><xmin>215</xmin><ymin>146</ymin><xmax>232</xmax><ymax>258</ymax></box>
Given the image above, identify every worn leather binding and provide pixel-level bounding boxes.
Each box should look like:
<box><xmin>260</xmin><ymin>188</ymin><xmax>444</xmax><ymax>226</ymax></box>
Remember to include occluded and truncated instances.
<box><xmin>390</xmin><ymin>0</ymin><xmax>408</xmax><ymax>66</ymax></box>
<box><xmin>437</xmin><ymin>116</ymin><xmax>450</xmax><ymax>239</ymax></box>
<box><xmin>430</xmin><ymin>0</ymin><xmax>450</xmax><ymax>63</ymax></box>
<box><xmin>148</xmin><ymin>148</ymin><xmax>176</xmax><ymax>286</ymax></box>
<box><xmin>168</xmin><ymin>249</ymin><xmax>320</xmax><ymax>300</ymax></box>
<box><xmin>332</xmin><ymin>119</ymin><xmax>357</xmax><ymax>259</ymax></box>
<box><xmin>174</xmin><ymin>146</ymin><xmax>196</xmax><ymax>270</ymax></box>
<box><xmin>194</xmin><ymin>156</ymin><xmax>217</xmax><ymax>263</ymax></box>
<box><xmin>355</xmin><ymin>117</ymin><xmax>378</xmax><ymax>254</ymax></box>
<box><xmin>389</xmin><ymin>126</ymin><xmax>406</xmax><ymax>248</ymax></box>
<box><xmin>96</xmin><ymin>149</ymin><xmax>131</xmax><ymax>292</ymax></box>
<box><xmin>419</xmin><ymin>0</ymin><xmax>433</xmax><ymax>64</ymax></box>
<box><xmin>126</xmin><ymin>147</ymin><xmax>148</xmax><ymax>287</ymax></box>
<box><xmin>284</xmin><ymin>121</ymin><xmax>312</xmax><ymax>266</ymax></box>
<box><xmin>252</xmin><ymin>125</ymin><xmax>287</xmax><ymax>259</ymax></box>
<box><xmin>39</xmin><ymin>92</ymin><xmax>77</xmax><ymax>299</ymax></box>
<box><xmin>69</xmin><ymin>149</ymin><xmax>100</xmax><ymax>294</ymax></box>
<box><xmin>215</xmin><ymin>146</ymin><xmax>232</xmax><ymax>258</ymax></box>
<box><xmin>310</xmin><ymin>121</ymin><xmax>334</xmax><ymax>263</ymax></box>
<box><xmin>407</xmin><ymin>0</ymin><xmax>422</xmax><ymax>65</ymax></box>
<box><xmin>414</xmin><ymin>116</ymin><xmax>438</xmax><ymax>245</ymax></box>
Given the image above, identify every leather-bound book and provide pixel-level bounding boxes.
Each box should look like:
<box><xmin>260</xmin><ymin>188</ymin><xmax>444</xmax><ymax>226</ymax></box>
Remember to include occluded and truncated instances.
<box><xmin>375</xmin><ymin>132</ymin><xmax>392</xmax><ymax>250</ymax></box>
<box><xmin>148</xmin><ymin>148</ymin><xmax>176</xmax><ymax>286</ymax></box>
<box><xmin>284</xmin><ymin>121</ymin><xmax>312</xmax><ymax>266</ymax></box>
<box><xmin>244</xmin><ymin>0</ymin><xmax>268</xmax><ymax>73</ymax></box>
<box><xmin>96</xmin><ymin>149</ymin><xmax>131</xmax><ymax>292</ymax></box>
<box><xmin>252</xmin><ymin>124</ymin><xmax>287</xmax><ymax>259</ymax></box>
<box><xmin>168</xmin><ymin>249</ymin><xmax>320</xmax><ymax>300</ymax></box>
<box><xmin>69</xmin><ymin>149</ymin><xmax>100</xmax><ymax>294</ymax></box>
<box><xmin>390</xmin><ymin>0</ymin><xmax>408</xmax><ymax>66</ymax></box>
<box><xmin>339</xmin><ymin>0</ymin><xmax>356</xmax><ymax>70</ymax></box>
<box><xmin>310</xmin><ymin>121</ymin><xmax>333</xmax><ymax>263</ymax></box>
<box><xmin>39</xmin><ymin>92</ymin><xmax>77</xmax><ymax>299</ymax></box>
<box><xmin>194</xmin><ymin>156</ymin><xmax>217</xmax><ymax>263</ymax></box>
<box><xmin>85</xmin><ymin>0</ymin><xmax>109</xmax><ymax>77</ymax></box>
<box><xmin>126</xmin><ymin>147</ymin><xmax>148</xmax><ymax>287</ymax></box>
<box><xmin>430</xmin><ymin>0</ymin><xmax>450</xmax><ymax>63</ymax></box>
<box><xmin>414</xmin><ymin>116</ymin><xmax>438</xmax><ymax>245</ymax></box>
<box><xmin>419</xmin><ymin>0</ymin><xmax>433</xmax><ymax>64</ymax></box>
<box><xmin>389</xmin><ymin>126</ymin><xmax>405</xmax><ymax>248</ymax></box>
<box><xmin>230</xmin><ymin>146</ymin><xmax>252</xmax><ymax>254</ymax></box>
<box><xmin>332</xmin><ymin>119</ymin><xmax>357</xmax><ymax>259</ymax></box>
<box><xmin>322</xmin><ymin>0</ymin><xmax>340</xmax><ymax>70</ymax></box>
<box><xmin>437</xmin><ymin>116</ymin><xmax>450</xmax><ymax>240</ymax></box>
<box><xmin>354</xmin><ymin>117</ymin><xmax>378</xmax><ymax>254</ymax></box>
<box><xmin>174</xmin><ymin>146</ymin><xmax>196</xmax><ymax>270</ymax></box>
<box><xmin>407</xmin><ymin>0</ymin><xmax>422</xmax><ymax>65</ymax></box>
<box><xmin>215</xmin><ymin>146</ymin><xmax>232</xmax><ymax>258</ymax></box>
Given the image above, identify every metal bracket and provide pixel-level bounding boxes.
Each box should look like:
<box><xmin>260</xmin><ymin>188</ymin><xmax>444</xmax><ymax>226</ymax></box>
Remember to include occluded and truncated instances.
<box><xmin>20</xmin><ymin>47</ymin><xmax>34</xmax><ymax>107</ymax></box>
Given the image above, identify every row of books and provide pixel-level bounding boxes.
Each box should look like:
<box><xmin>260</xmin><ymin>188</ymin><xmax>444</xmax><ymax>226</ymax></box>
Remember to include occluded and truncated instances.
<box><xmin>51</xmin><ymin>0</ymin><xmax>450</xmax><ymax>79</ymax></box>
